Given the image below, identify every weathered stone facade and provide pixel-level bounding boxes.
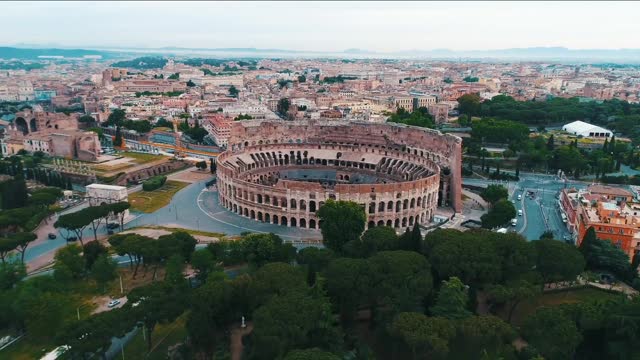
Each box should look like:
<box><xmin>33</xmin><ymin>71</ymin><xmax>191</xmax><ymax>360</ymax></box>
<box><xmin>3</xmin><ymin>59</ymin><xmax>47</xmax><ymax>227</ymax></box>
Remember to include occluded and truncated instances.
<box><xmin>216</xmin><ymin>120</ymin><xmax>462</xmax><ymax>230</ymax></box>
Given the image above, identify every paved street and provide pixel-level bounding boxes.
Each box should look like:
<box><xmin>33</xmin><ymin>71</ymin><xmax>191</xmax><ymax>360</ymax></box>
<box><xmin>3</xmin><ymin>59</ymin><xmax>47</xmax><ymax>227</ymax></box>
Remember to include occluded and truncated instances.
<box><xmin>464</xmin><ymin>174</ymin><xmax>589</xmax><ymax>241</ymax></box>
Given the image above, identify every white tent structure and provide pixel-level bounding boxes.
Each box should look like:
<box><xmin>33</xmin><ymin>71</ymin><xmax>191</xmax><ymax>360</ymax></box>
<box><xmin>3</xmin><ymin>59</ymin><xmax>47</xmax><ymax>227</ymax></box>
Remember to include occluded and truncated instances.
<box><xmin>562</xmin><ymin>121</ymin><xmax>612</xmax><ymax>138</ymax></box>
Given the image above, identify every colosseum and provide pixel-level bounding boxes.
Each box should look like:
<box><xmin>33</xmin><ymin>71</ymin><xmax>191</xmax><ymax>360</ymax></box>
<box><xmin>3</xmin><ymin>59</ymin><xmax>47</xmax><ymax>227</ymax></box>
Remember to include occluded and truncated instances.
<box><xmin>215</xmin><ymin>120</ymin><xmax>462</xmax><ymax>230</ymax></box>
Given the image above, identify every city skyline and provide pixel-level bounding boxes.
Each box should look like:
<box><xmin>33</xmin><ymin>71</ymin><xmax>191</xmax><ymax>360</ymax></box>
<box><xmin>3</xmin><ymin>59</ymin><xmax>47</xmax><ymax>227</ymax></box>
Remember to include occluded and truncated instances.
<box><xmin>3</xmin><ymin>1</ymin><xmax>640</xmax><ymax>52</ymax></box>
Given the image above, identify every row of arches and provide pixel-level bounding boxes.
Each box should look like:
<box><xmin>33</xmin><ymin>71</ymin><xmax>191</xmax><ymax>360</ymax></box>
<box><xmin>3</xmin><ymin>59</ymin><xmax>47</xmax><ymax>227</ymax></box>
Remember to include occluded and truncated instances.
<box><xmin>222</xmin><ymin>183</ymin><xmax>321</xmax><ymax>212</ymax></box>
<box><xmin>367</xmin><ymin>193</ymin><xmax>436</xmax><ymax>214</ymax></box>
<box><xmin>219</xmin><ymin>197</ymin><xmax>433</xmax><ymax>230</ymax></box>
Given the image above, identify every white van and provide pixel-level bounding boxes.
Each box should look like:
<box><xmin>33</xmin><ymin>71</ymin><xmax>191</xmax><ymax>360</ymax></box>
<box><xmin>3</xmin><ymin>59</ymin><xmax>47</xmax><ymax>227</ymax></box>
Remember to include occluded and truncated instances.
<box><xmin>518</xmin><ymin>209</ymin><xmax>523</xmax><ymax>216</ymax></box>
<box><xmin>511</xmin><ymin>218</ymin><xmax>517</xmax><ymax>226</ymax></box>
<box><xmin>517</xmin><ymin>194</ymin><xmax>522</xmax><ymax>201</ymax></box>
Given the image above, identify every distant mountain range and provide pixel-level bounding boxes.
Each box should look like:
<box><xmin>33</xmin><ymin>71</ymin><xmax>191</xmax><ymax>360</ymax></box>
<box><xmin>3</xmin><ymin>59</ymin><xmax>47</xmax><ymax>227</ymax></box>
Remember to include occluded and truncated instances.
<box><xmin>2</xmin><ymin>45</ymin><xmax>640</xmax><ymax>62</ymax></box>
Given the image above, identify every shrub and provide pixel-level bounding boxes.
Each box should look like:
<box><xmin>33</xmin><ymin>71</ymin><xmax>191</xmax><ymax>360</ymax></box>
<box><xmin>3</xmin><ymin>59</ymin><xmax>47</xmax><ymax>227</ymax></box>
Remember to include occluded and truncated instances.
<box><xmin>142</xmin><ymin>175</ymin><xmax>167</xmax><ymax>191</ymax></box>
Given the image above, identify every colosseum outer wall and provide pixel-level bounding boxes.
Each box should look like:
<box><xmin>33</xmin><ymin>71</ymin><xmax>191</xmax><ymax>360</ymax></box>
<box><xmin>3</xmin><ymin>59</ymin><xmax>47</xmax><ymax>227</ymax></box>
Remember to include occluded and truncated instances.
<box><xmin>228</xmin><ymin>120</ymin><xmax>463</xmax><ymax>212</ymax></box>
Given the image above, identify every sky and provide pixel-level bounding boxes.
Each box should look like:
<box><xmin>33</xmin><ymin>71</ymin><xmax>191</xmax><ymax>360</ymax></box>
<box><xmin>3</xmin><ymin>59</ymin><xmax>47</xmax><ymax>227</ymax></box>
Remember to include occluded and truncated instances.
<box><xmin>2</xmin><ymin>1</ymin><xmax>639</xmax><ymax>52</ymax></box>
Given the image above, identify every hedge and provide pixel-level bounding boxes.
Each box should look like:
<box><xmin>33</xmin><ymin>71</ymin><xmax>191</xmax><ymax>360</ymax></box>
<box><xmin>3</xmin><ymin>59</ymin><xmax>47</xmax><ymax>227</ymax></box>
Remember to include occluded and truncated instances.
<box><xmin>142</xmin><ymin>175</ymin><xmax>167</xmax><ymax>191</ymax></box>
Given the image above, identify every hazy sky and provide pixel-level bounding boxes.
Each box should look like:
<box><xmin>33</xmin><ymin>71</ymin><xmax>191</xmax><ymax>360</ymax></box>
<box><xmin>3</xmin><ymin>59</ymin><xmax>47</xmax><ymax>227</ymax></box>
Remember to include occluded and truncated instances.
<box><xmin>2</xmin><ymin>1</ymin><xmax>639</xmax><ymax>51</ymax></box>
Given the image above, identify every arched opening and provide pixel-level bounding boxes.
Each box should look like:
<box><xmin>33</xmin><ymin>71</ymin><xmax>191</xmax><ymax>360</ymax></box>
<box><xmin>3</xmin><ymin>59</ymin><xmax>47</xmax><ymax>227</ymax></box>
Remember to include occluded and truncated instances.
<box><xmin>402</xmin><ymin>217</ymin><xmax>407</xmax><ymax>227</ymax></box>
<box><xmin>417</xmin><ymin>197</ymin><xmax>422</xmax><ymax>207</ymax></box>
<box><xmin>396</xmin><ymin>201</ymin><xmax>401</xmax><ymax>212</ymax></box>
<box><xmin>243</xmin><ymin>208</ymin><xmax>249</xmax><ymax>217</ymax></box>
<box><xmin>409</xmin><ymin>216</ymin><xmax>414</xmax><ymax>226</ymax></box>
<box><xmin>300</xmin><ymin>200</ymin><xmax>306</xmax><ymax>211</ymax></box>
<box><xmin>273</xmin><ymin>216</ymin><xmax>279</xmax><ymax>225</ymax></box>
<box><xmin>29</xmin><ymin>118</ymin><xmax>37</xmax><ymax>132</ymax></box>
<box><xmin>378</xmin><ymin>202</ymin><xmax>385</xmax><ymax>212</ymax></box>
<box><xmin>265</xmin><ymin>213</ymin><xmax>271</xmax><ymax>223</ymax></box>
<box><xmin>281</xmin><ymin>216</ymin><xmax>288</xmax><ymax>226</ymax></box>
<box><xmin>403</xmin><ymin>199</ymin><xmax>409</xmax><ymax>210</ymax></box>
<box><xmin>309</xmin><ymin>201</ymin><xmax>316</xmax><ymax>213</ymax></box>
<box><xmin>290</xmin><ymin>198</ymin><xmax>297</xmax><ymax>209</ymax></box>
<box><xmin>394</xmin><ymin>219</ymin><xmax>400</xmax><ymax>228</ymax></box>
<box><xmin>377</xmin><ymin>220</ymin><xmax>385</xmax><ymax>226</ymax></box>
<box><xmin>309</xmin><ymin>219</ymin><xmax>316</xmax><ymax>229</ymax></box>
<box><xmin>410</xmin><ymin>198</ymin><xmax>415</xmax><ymax>208</ymax></box>
<box><xmin>250</xmin><ymin>210</ymin><xmax>256</xmax><ymax>219</ymax></box>
<box><xmin>257</xmin><ymin>194</ymin><xmax>263</xmax><ymax>204</ymax></box>
<box><xmin>369</xmin><ymin>202</ymin><xmax>376</xmax><ymax>214</ymax></box>
<box><xmin>386</xmin><ymin>220</ymin><xmax>392</xmax><ymax>227</ymax></box>
<box><xmin>15</xmin><ymin>117</ymin><xmax>28</xmax><ymax>135</ymax></box>
<box><xmin>387</xmin><ymin>201</ymin><xmax>393</xmax><ymax>211</ymax></box>
<box><xmin>290</xmin><ymin>217</ymin><xmax>297</xmax><ymax>227</ymax></box>
<box><xmin>257</xmin><ymin>212</ymin><xmax>263</xmax><ymax>221</ymax></box>
<box><xmin>368</xmin><ymin>220</ymin><xmax>375</xmax><ymax>229</ymax></box>
<box><xmin>300</xmin><ymin>218</ymin><xmax>307</xmax><ymax>228</ymax></box>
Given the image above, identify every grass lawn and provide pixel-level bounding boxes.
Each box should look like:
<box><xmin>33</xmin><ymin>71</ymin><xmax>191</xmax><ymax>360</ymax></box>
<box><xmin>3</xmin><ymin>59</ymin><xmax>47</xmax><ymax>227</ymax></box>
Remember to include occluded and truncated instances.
<box><xmin>123</xmin><ymin>313</ymin><xmax>188</xmax><ymax>360</ymax></box>
<box><xmin>121</xmin><ymin>151</ymin><xmax>166</xmax><ymax>164</ymax></box>
<box><xmin>507</xmin><ymin>287</ymin><xmax>622</xmax><ymax>326</ymax></box>
<box><xmin>129</xmin><ymin>180</ymin><xmax>189</xmax><ymax>213</ymax></box>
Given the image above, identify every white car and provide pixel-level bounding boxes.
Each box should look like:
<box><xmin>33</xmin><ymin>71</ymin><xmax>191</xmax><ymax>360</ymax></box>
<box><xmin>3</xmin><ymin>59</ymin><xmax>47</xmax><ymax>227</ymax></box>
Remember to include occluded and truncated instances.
<box><xmin>517</xmin><ymin>194</ymin><xmax>522</xmax><ymax>200</ymax></box>
<box><xmin>518</xmin><ymin>209</ymin><xmax>523</xmax><ymax>216</ymax></box>
<box><xmin>107</xmin><ymin>299</ymin><xmax>121</xmax><ymax>308</ymax></box>
<box><xmin>511</xmin><ymin>218</ymin><xmax>517</xmax><ymax>226</ymax></box>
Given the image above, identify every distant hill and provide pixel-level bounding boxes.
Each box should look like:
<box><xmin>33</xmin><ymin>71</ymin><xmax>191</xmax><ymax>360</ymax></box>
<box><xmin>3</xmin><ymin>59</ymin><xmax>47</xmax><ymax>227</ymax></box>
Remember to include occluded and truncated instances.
<box><xmin>0</xmin><ymin>46</ymin><xmax>115</xmax><ymax>60</ymax></box>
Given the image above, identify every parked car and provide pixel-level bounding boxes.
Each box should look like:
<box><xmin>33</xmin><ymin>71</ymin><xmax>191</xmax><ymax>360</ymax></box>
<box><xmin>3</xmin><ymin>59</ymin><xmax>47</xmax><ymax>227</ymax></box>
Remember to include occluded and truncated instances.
<box><xmin>48</xmin><ymin>233</ymin><xmax>57</xmax><ymax>240</ymax></box>
<box><xmin>107</xmin><ymin>299</ymin><xmax>121</xmax><ymax>308</ymax></box>
<box><xmin>67</xmin><ymin>236</ymin><xmax>78</xmax><ymax>242</ymax></box>
<box><xmin>106</xmin><ymin>223</ymin><xmax>119</xmax><ymax>229</ymax></box>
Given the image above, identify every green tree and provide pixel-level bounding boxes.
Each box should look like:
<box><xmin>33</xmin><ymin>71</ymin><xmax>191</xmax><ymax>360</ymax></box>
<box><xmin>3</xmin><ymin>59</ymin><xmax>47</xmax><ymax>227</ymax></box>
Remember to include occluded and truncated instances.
<box><xmin>228</xmin><ymin>85</ymin><xmax>239</xmax><ymax>98</ymax></box>
<box><xmin>107</xmin><ymin>109</ymin><xmax>126</xmax><ymax>127</ymax></box>
<box><xmin>481</xmin><ymin>199</ymin><xmax>516</xmax><ymax>229</ymax></box>
<box><xmin>389</xmin><ymin>312</ymin><xmax>456</xmax><ymax>359</ymax></box>
<box><xmin>91</xmin><ymin>254</ymin><xmax>117</xmax><ymax>291</ymax></box>
<box><xmin>535</xmin><ymin>239</ymin><xmax>585</xmax><ymax>284</ymax></box>
<box><xmin>168</xmin><ymin>72</ymin><xmax>180</xmax><ymax>80</ymax></box>
<box><xmin>186</xmin><ymin>79</ymin><xmax>196</xmax><ymax>87</ymax></box>
<box><xmin>344</xmin><ymin>225</ymin><xmax>398</xmax><ymax>258</ymax></box>
<box><xmin>54</xmin><ymin>244</ymin><xmax>85</xmax><ymax>279</ymax></box>
<box><xmin>284</xmin><ymin>348</ymin><xmax>339</xmax><ymax>360</ymax></box>
<box><xmin>114</xmin><ymin>126</ymin><xmax>123</xmax><ymax>147</ymax></box>
<box><xmin>11</xmin><ymin>232</ymin><xmax>36</xmax><ymax>264</ymax></box>
<box><xmin>430</xmin><ymin>276</ymin><xmax>472</xmax><ymax>319</ymax></box>
<box><xmin>457</xmin><ymin>93</ymin><xmax>482</xmax><ymax>117</ymax></box>
<box><xmin>522</xmin><ymin>307</ymin><xmax>582</xmax><ymax>360</ymax></box>
<box><xmin>83</xmin><ymin>239</ymin><xmax>107</xmax><ymax>270</ymax></box>
<box><xmin>78</xmin><ymin>114</ymin><xmax>96</xmax><ymax>124</ymax></box>
<box><xmin>191</xmin><ymin>248</ymin><xmax>217</xmax><ymax>282</ymax></box>
<box><xmin>128</xmin><ymin>282</ymin><xmax>186</xmax><ymax>352</ymax></box>
<box><xmin>480</xmin><ymin>184</ymin><xmax>509</xmax><ymax>205</ymax></box>
<box><xmin>325</xmin><ymin>257</ymin><xmax>372</xmax><ymax>324</ymax></box>
<box><xmin>242</xmin><ymin>232</ymin><xmax>296</xmax><ymax>268</ymax></box>
<box><xmin>250</xmin><ymin>290</ymin><xmax>343</xmax><ymax>359</ymax></box>
<box><xmin>277</xmin><ymin>98</ymin><xmax>290</xmax><ymax>115</ymax></box>
<box><xmin>317</xmin><ymin>200</ymin><xmax>366</xmax><ymax>253</ymax></box>
<box><xmin>457</xmin><ymin>315</ymin><xmax>516</xmax><ymax>357</ymax></box>
<box><xmin>486</xmin><ymin>279</ymin><xmax>540</xmax><ymax>323</ymax></box>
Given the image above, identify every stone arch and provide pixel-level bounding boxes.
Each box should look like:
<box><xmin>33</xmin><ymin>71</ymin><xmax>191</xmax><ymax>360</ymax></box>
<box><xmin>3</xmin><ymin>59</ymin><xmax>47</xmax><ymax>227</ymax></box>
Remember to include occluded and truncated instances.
<box><xmin>410</xmin><ymin>198</ymin><xmax>415</xmax><ymax>208</ymax></box>
<box><xmin>300</xmin><ymin>218</ymin><xmax>307</xmax><ymax>228</ymax></box>
<box><xmin>386</xmin><ymin>220</ymin><xmax>392</xmax><ymax>227</ymax></box>
<box><xmin>309</xmin><ymin>219</ymin><xmax>316</xmax><ymax>229</ymax></box>
<box><xmin>273</xmin><ymin>216</ymin><xmax>279</xmax><ymax>225</ymax></box>
<box><xmin>417</xmin><ymin>197</ymin><xmax>422</xmax><ymax>207</ymax></box>
<box><xmin>396</xmin><ymin>201</ymin><xmax>401</xmax><ymax>212</ymax></box>
<box><xmin>309</xmin><ymin>200</ymin><xmax>316</xmax><ymax>212</ymax></box>
<box><xmin>257</xmin><ymin>194</ymin><xmax>263</xmax><ymax>204</ymax></box>
<box><xmin>369</xmin><ymin>202</ymin><xmax>376</xmax><ymax>214</ymax></box>
<box><xmin>403</xmin><ymin>199</ymin><xmax>409</xmax><ymax>210</ymax></box>
<box><xmin>290</xmin><ymin>198</ymin><xmax>297</xmax><ymax>209</ymax></box>
<box><xmin>290</xmin><ymin>217</ymin><xmax>297</xmax><ymax>227</ymax></box>
<box><xmin>402</xmin><ymin>217</ymin><xmax>407</xmax><ymax>227</ymax></box>
<box><xmin>281</xmin><ymin>216</ymin><xmax>288</xmax><ymax>226</ymax></box>
<box><xmin>243</xmin><ymin>208</ymin><xmax>249</xmax><ymax>217</ymax></box>
<box><xmin>300</xmin><ymin>199</ymin><xmax>307</xmax><ymax>211</ymax></box>
<box><xmin>15</xmin><ymin>117</ymin><xmax>28</xmax><ymax>135</ymax></box>
<box><xmin>394</xmin><ymin>219</ymin><xmax>400</xmax><ymax>228</ymax></box>
<box><xmin>387</xmin><ymin>201</ymin><xmax>394</xmax><ymax>211</ymax></box>
<box><xmin>409</xmin><ymin>216</ymin><xmax>414</xmax><ymax>226</ymax></box>
<box><xmin>281</xmin><ymin>197</ymin><xmax>287</xmax><ymax>208</ymax></box>
<box><xmin>250</xmin><ymin>210</ymin><xmax>256</xmax><ymax>219</ymax></box>
<box><xmin>257</xmin><ymin>212</ymin><xmax>263</xmax><ymax>221</ymax></box>
<box><xmin>368</xmin><ymin>220</ymin><xmax>375</xmax><ymax>229</ymax></box>
<box><xmin>377</xmin><ymin>220</ymin><xmax>385</xmax><ymax>226</ymax></box>
<box><xmin>378</xmin><ymin>201</ymin><xmax>385</xmax><ymax>212</ymax></box>
<box><xmin>29</xmin><ymin>118</ymin><xmax>37</xmax><ymax>132</ymax></box>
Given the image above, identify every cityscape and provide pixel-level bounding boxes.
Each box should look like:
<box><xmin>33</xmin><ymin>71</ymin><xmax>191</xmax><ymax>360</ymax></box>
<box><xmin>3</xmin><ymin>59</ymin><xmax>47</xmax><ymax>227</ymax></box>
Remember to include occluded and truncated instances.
<box><xmin>1</xmin><ymin>1</ymin><xmax>640</xmax><ymax>360</ymax></box>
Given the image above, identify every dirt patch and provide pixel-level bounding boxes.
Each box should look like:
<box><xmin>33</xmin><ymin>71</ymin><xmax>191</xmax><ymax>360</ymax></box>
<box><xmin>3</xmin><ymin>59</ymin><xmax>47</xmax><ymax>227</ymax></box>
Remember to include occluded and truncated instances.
<box><xmin>169</xmin><ymin>168</ymin><xmax>215</xmax><ymax>183</ymax></box>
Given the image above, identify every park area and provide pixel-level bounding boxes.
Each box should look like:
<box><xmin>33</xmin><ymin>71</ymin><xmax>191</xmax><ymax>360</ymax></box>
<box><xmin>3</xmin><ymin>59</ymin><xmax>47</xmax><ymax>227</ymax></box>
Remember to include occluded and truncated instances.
<box><xmin>505</xmin><ymin>287</ymin><xmax>621</xmax><ymax>326</ymax></box>
<box><xmin>129</xmin><ymin>180</ymin><xmax>189</xmax><ymax>213</ymax></box>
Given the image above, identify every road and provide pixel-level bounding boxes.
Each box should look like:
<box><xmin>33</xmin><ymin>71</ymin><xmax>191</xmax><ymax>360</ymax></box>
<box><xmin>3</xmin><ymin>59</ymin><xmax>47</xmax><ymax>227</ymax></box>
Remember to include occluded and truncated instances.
<box><xmin>464</xmin><ymin>173</ymin><xmax>587</xmax><ymax>241</ymax></box>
